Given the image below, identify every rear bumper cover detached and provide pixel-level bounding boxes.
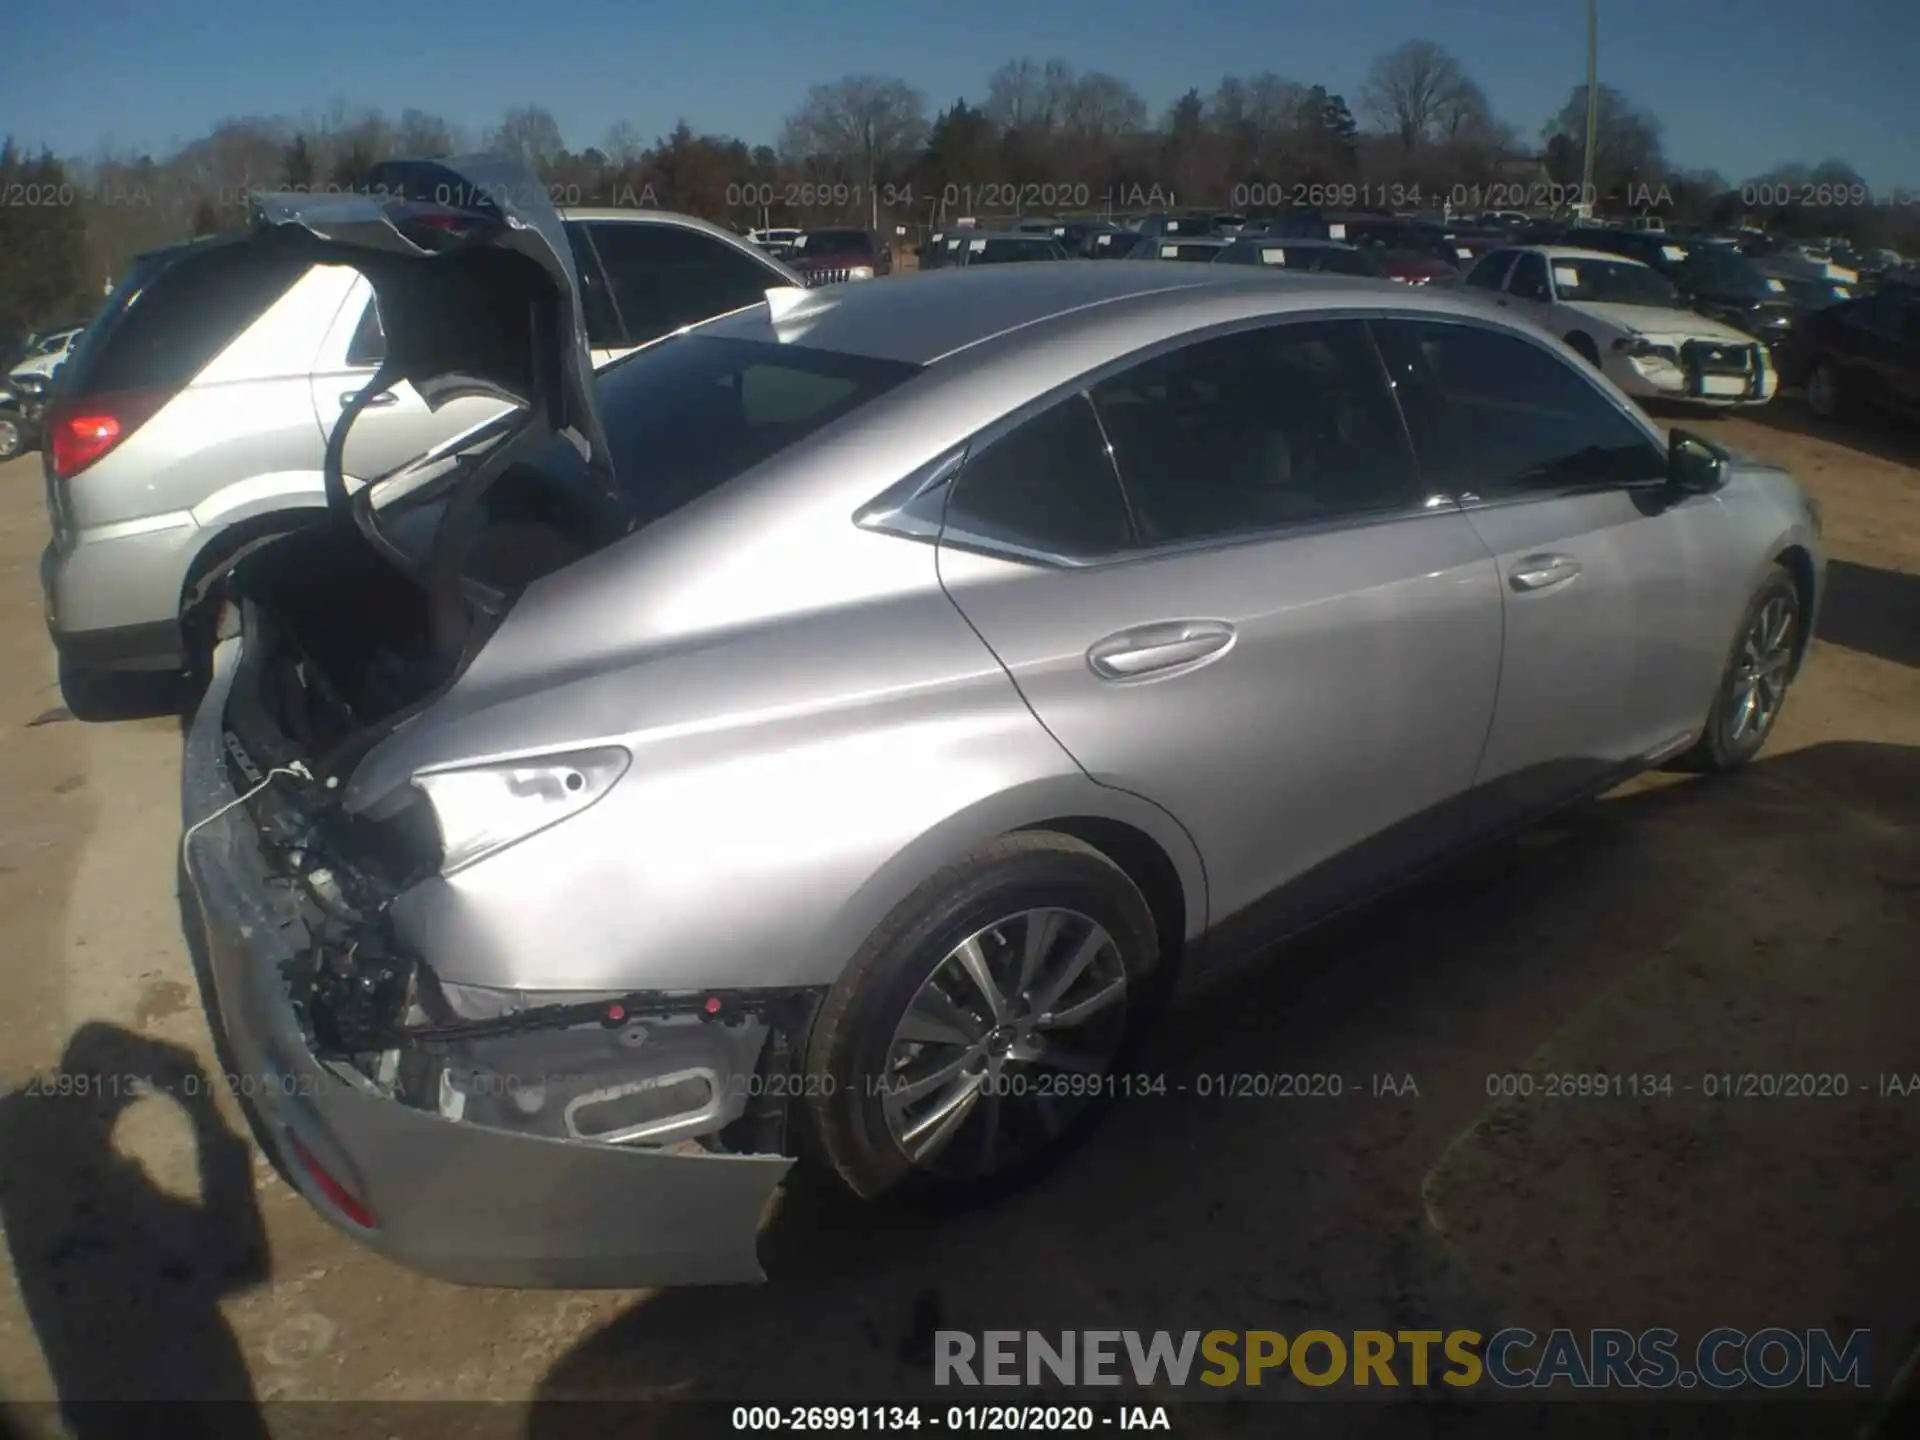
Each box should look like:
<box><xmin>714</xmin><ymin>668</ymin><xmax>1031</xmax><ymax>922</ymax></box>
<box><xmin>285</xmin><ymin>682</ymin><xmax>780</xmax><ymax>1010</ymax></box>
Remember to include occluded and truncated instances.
<box><xmin>179</xmin><ymin>637</ymin><xmax>792</xmax><ymax>1288</ymax></box>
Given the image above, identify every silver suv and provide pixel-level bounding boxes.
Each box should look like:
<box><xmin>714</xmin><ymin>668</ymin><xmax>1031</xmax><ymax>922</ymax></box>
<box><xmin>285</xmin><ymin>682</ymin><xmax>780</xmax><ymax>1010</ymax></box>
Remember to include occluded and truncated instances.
<box><xmin>40</xmin><ymin>207</ymin><xmax>798</xmax><ymax>699</ymax></box>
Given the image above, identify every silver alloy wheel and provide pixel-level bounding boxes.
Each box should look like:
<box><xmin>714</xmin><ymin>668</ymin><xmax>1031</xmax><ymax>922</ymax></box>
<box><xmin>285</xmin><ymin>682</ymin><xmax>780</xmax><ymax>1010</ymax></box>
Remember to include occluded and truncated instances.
<box><xmin>0</xmin><ymin>416</ymin><xmax>21</xmax><ymax>460</ymax></box>
<box><xmin>1726</xmin><ymin>594</ymin><xmax>1795</xmax><ymax>744</ymax></box>
<box><xmin>880</xmin><ymin>907</ymin><xmax>1129</xmax><ymax>1177</ymax></box>
<box><xmin>1806</xmin><ymin>363</ymin><xmax>1838</xmax><ymax>418</ymax></box>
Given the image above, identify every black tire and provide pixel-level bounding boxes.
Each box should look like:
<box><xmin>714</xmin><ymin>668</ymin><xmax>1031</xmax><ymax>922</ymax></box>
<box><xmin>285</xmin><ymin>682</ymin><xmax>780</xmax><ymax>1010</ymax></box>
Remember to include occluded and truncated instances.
<box><xmin>1804</xmin><ymin>359</ymin><xmax>1846</xmax><ymax>419</ymax></box>
<box><xmin>1566</xmin><ymin>332</ymin><xmax>1601</xmax><ymax>367</ymax></box>
<box><xmin>1674</xmin><ymin>565</ymin><xmax>1802</xmax><ymax>774</ymax></box>
<box><xmin>0</xmin><ymin>408</ymin><xmax>25</xmax><ymax>462</ymax></box>
<box><xmin>802</xmin><ymin>831</ymin><xmax>1159</xmax><ymax>1202</ymax></box>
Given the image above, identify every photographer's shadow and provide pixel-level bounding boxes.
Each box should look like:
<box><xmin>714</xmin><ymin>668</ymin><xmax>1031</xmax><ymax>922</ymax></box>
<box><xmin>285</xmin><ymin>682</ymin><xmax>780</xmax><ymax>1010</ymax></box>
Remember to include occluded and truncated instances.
<box><xmin>0</xmin><ymin>1023</ymin><xmax>271</xmax><ymax>1438</ymax></box>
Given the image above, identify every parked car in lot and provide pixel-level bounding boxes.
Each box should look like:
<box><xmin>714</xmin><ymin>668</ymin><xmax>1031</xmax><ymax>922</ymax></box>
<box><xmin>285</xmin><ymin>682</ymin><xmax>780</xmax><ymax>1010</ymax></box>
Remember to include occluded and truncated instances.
<box><xmin>39</xmin><ymin>196</ymin><xmax>800</xmax><ymax>697</ymax></box>
<box><xmin>951</xmin><ymin>234</ymin><xmax>1071</xmax><ymax>265</ymax></box>
<box><xmin>1672</xmin><ymin>249</ymin><xmax>1857</xmax><ymax>385</ymax></box>
<box><xmin>1151</xmin><ymin>237</ymin><xmax>1231</xmax><ymax>263</ymax></box>
<box><xmin>0</xmin><ymin>371</ymin><xmax>52</xmax><ymax>461</ymax></box>
<box><xmin>920</xmin><ymin>231</ymin><xmax>974</xmax><ymax>269</ymax></box>
<box><xmin>7</xmin><ymin>324</ymin><xmax>84</xmax><ymax>383</ymax></box>
<box><xmin>787</xmin><ymin>227</ymin><xmax>891</xmax><ymax>285</ymax></box>
<box><xmin>1129</xmin><ymin>213</ymin><xmax>1220</xmax><ymax>241</ymax></box>
<box><xmin>1325</xmin><ymin>217</ymin><xmax>1465</xmax><ymax>284</ymax></box>
<box><xmin>1574</xmin><ymin>227</ymin><xmax>1697</xmax><ymax>280</ymax></box>
<box><xmin>180</xmin><ymin>160</ymin><xmax>1822</xmax><ymax>1288</ymax></box>
<box><xmin>747</xmin><ymin>227</ymin><xmax>801</xmax><ymax>261</ymax></box>
<box><xmin>1211</xmin><ymin>237</ymin><xmax>1384</xmax><ymax>276</ymax></box>
<box><xmin>1795</xmin><ymin>281</ymin><xmax>1920</xmax><ymax>422</ymax></box>
<box><xmin>1459</xmin><ymin>246</ymin><xmax>1779</xmax><ymax>408</ymax></box>
<box><xmin>1088</xmin><ymin>230</ymin><xmax>1148</xmax><ymax>259</ymax></box>
<box><xmin>1051</xmin><ymin>220</ymin><xmax>1125</xmax><ymax>256</ymax></box>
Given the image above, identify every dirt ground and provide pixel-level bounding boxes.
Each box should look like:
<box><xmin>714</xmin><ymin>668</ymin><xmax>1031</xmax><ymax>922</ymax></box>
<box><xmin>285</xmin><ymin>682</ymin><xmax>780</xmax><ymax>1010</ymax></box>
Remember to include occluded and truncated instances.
<box><xmin>0</xmin><ymin>394</ymin><xmax>1915</xmax><ymax>1436</ymax></box>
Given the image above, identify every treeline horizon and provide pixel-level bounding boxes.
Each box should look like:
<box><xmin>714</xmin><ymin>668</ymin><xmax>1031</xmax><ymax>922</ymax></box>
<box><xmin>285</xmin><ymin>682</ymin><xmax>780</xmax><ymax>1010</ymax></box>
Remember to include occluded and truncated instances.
<box><xmin>3</xmin><ymin>41</ymin><xmax>1914</xmax><ymax>338</ymax></box>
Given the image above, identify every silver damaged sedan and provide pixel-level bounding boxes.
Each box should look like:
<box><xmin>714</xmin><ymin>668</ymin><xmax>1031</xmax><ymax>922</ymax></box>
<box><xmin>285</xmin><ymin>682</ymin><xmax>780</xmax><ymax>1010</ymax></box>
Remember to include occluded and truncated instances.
<box><xmin>179</xmin><ymin>159</ymin><xmax>1824</xmax><ymax>1287</ymax></box>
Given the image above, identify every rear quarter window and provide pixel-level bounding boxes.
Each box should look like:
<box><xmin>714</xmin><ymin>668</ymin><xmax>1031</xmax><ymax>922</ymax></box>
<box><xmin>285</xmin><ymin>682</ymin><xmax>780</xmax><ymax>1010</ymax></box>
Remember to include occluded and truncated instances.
<box><xmin>66</xmin><ymin>243</ymin><xmax>309</xmax><ymax>395</ymax></box>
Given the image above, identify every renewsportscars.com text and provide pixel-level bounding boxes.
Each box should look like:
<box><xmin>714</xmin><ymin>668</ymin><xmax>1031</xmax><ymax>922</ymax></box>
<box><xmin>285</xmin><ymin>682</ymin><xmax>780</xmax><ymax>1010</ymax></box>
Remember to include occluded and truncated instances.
<box><xmin>935</xmin><ymin>1327</ymin><xmax>1873</xmax><ymax>1390</ymax></box>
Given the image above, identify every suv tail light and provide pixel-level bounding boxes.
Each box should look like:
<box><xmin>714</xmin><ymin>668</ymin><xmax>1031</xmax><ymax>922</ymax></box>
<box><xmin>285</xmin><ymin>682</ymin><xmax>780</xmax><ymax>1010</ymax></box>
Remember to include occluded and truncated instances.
<box><xmin>47</xmin><ymin>387</ymin><xmax>175</xmax><ymax>479</ymax></box>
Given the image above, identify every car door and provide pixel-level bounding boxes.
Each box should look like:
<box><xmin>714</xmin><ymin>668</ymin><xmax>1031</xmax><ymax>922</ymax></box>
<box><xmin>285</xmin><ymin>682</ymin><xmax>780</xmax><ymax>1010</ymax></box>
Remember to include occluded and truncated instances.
<box><xmin>576</xmin><ymin>219</ymin><xmax>792</xmax><ymax>363</ymax></box>
<box><xmin>933</xmin><ymin>318</ymin><xmax>1506</xmax><ymax>961</ymax></box>
<box><xmin>1372</xmin><ymin>317</ymin><xmax>1719</xmax><ymax>815</ymax></box>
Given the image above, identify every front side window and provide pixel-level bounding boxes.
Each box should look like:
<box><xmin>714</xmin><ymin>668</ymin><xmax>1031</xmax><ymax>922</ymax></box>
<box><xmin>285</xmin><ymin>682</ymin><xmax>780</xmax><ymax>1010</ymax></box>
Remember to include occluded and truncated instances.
<box><xmin>1464</xmin><ymin>251</ymin><xmax>1518</xmax><ymax>291</ymax></box>
<box><xmin>1507</xmin><ymin>252</ymin><xmax>1552</xmax><ymax>301</ymax></box>
<box><xmin>945</xmin><ymin>394</ymin><xmax>1132</xmax><ymax>559</ymax></box>
<box><xmin>1088</xmin><ymin>319</ymin><xmax>1419</xmax><ymax>546</ymax></box>
<box><xmin>588</xmin><ymin>222</ymin><xmax>781</xmax><ymax>349</ymax></box>
<box><xmin>1370</xmin><ymin>319</ymin><xmax>1663</xmax><ymax>502</ymax></box>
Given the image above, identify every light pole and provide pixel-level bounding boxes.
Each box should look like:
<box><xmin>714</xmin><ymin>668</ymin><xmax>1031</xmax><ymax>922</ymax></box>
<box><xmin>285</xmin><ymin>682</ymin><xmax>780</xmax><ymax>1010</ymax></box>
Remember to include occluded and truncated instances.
<box><xmin>1580</xmin><ymin>0</ymin><xmax>1599</xmax><ymax>215</ymax></box>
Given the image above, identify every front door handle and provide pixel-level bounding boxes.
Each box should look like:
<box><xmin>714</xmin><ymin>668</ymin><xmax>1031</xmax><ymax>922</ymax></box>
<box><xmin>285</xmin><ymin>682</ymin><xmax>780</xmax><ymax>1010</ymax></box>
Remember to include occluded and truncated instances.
<box><xmin>1509</xmin><ymin>554</ymin><xmax>1582</xmax><ymax>592</ymax></box>
<box><xmin>341</xmin><ymin>389</ymin><xmax>398</xmax><ymax>408</ymax></box>
<box><xmin>1087</xmin><ymin>621</ymin><xmax>1235</xmax><ymax>680</ymax></box>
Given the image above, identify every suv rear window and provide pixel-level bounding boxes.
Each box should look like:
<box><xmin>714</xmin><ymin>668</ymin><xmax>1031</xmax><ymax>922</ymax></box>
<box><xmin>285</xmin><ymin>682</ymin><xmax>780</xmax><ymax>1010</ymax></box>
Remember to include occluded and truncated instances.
<box><xmin>64</xmin><ymin>241</ymin><xmax>308</xmax><ymax>396</ymax></box>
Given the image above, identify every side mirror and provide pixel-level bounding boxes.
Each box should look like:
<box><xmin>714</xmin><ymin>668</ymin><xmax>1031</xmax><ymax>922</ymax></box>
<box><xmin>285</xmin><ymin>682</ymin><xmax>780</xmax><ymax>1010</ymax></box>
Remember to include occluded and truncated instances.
<box><xmin>1669</xmin><ymin>428</ymin><xmax>1727</xmax><ymax>495</ymax></box>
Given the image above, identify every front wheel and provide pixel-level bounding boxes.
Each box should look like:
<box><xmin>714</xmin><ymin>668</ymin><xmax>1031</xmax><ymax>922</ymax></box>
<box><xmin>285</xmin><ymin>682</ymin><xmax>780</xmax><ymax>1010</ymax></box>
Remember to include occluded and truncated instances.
<box><xmin>0</xmin><ymin>409</ymin><xmax>24</xmax><ymax>461</ymax></box>
<box><xmin>1675</xmin><ymin>565</ymin><xmax>1801</xmax><ymax>773</ymax></box>
<box><xmin>803</xmin><ymin>832</ymin><xmax>1159</xmax><ymax>1201</ymax></box>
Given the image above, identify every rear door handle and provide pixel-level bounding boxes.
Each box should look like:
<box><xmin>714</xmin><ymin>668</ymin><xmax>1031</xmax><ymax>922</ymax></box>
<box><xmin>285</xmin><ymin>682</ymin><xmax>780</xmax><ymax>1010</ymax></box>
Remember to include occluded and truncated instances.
<box><xmin>1509</xmin><ymin>554</ymin><xmax>1582</xmax><ymax>592</ymax></box>
<box><xmin>1087</xmin><ymin>621</ymin><xmax>1235</xmax><ymax>680</ymax></box>
<box><xmin>341</xmin><ymin>389</ymin><xmax>398</xmax><ymax>408</ymax></box>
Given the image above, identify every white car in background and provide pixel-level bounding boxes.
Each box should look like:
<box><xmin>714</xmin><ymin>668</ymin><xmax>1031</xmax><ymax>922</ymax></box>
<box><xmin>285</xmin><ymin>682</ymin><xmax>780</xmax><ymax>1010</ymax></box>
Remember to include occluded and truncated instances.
<box><xmin>8</xmin><ymin>326</ymin><xmax>83</xmax><ymax>383</ymax></box>
<box><xmin>1458</xmin><ymin>245</ymin><xmax>1778</xmax><ymax>408</ymax></box>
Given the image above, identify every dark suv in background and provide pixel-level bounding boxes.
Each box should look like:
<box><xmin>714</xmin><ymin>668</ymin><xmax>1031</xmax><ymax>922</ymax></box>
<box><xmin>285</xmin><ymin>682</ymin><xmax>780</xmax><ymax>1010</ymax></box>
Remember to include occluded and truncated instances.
<box><xmin>787</xmin><ymin>228</ymin><xmax>892</xmax><ymax>285</ymax></box>
<box><xmin>1795</xmin><ymin>281</ymin><xmax>1920</xmax><ymax>423</ymax></box>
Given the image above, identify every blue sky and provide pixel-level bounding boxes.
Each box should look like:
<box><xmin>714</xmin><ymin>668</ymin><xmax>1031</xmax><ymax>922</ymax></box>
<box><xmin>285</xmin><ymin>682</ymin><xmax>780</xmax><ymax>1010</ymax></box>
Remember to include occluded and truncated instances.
<box><xmin>4</xmin><ymin>0</ymin><xmax>1915</xmax><ymax>191</ymax></box>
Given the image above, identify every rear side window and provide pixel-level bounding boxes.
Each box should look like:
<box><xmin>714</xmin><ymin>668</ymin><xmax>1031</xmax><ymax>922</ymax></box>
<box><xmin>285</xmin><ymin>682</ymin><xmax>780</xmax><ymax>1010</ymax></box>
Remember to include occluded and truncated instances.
<box><xmin>586</xmin><ymin>223</ymin><xmax>781</xmax><ymax>349</ymax></box>
<box><xmin>946</xmin><ymin>394</ymin><xmax>1132</xmax><ymax>559</ymax></box>
<box><xmin>66</xmin><ymin>243</ymin><xmax>308</xmax><ymax>395</ymax></box>
<box><xmin>596</xmin><ymin>334</ymin><xmax>919</xmax><ymax>528</ymax></box>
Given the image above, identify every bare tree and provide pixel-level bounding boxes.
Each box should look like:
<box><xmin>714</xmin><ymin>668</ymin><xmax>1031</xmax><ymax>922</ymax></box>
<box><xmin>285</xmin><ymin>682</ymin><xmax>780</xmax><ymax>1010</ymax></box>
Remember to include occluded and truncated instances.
<box><xmin>602</xmin><ymin>121</ymin><xmax>645</xmax><ymax>165</ymax></box>
<box><xmin>1361</xmin><ymin>40</ymin><xmax>1482</xmax><ymax>150</ymax></box>
<box><xmin>1542</xmin><ymin>83</ymin><xmax>1665</xmax><ymax>204</ymax></box>
<box><xmin>488</xmin><ymin>104</ymin><xmax>565</xmax><ymax>173</ymax></box>
<box><xmin>393</xmin><ymin>108</ymin><xmax>462</xmax><ymax>159</ymax></box>
<box><xmin>780</xmin><ymin>75</ymin><xmax>928</xmax><ymax>229</ymax></box>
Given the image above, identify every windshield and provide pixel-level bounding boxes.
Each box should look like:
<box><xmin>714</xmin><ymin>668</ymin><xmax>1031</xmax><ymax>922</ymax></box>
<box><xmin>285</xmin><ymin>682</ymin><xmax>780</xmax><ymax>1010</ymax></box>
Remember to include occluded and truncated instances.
<box><xmin>1313</xmin><ymin>246</ymin><xmax>1383</xmax><ymax>276</ymax></box>
<box><xmin>1685</xmin><ymin>255</ymin><xmax>1778</xmax><ymax>300</ymax></box>
<box><xmin>971</xmin><ymin>239</ymin><xmax>1060</xmax><ymax>263</ymax></box>
<box><xmin>591</xmin><ymin>335</ymin><xmax>920</xmax><ymax>531</ymax></box>
<box><xmin>793</xmin><ymin>229</ymin><xmax>872</xmax><ymax>255</ymax></box>
<box><xmin>1550</xmin><ymin>258</ymin><xmax>1680</xmax><ymax>306</ymax></box>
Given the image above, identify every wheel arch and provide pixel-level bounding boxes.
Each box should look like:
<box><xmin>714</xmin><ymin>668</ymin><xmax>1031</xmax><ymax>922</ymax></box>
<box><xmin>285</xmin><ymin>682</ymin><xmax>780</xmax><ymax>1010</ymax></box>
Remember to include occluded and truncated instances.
<box><xmin>1772</xmin><ymin>543</ymin><xmax>1818</xmax><ymax>674</ymax></box>
<box><xmin>825</xmin><ymin>776</ymin><xmax>1208</xmax><ymax>996</ymax></box>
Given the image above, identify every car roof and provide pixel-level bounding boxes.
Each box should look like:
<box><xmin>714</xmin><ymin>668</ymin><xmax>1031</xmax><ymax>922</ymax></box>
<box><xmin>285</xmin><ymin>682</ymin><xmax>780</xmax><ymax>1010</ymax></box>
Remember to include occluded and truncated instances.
<box><xmin>1228</xmin><ymin>236</ymin><xmax>1355</xmax><ymax>250</ymax></box>
<box><xmin>1513</xmin><ymin>244</ymin><xmax>1652</xmax><ymax>266</ymax></box>
<box><xmin>698</xmin><ymin>263</ymin><xmax>1498</xmax><ymax>366</ymax></box>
